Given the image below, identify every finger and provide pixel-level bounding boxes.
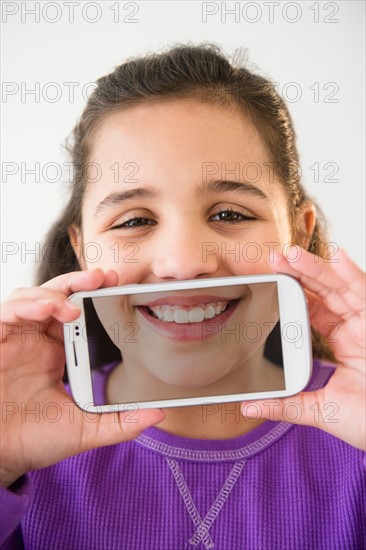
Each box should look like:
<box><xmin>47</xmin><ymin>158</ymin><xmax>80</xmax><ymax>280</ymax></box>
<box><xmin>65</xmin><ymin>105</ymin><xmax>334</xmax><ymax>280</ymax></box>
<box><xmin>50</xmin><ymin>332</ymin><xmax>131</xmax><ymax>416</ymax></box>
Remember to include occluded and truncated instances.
<box><xmin>304</xmin><ymin>289</ymin><xmax>343</xmax><ymax>335</ymax></box>
<box><xmin>334</xmin><ymin>248</ymin><xmax>366</xmax><ymax>296</ymax></box>
<box><xmin>101</xmin><ymin>269</ymin><xmax>119</xmax><ymax>288</ymax></box>
<box><xmin>241</xmin><ymin>390</ymin><xmax>333</xmax><ymax>433</ymax></box>
<box><xmin>241</xmin><ymin>384</ymin><xmax>365</xmax><ymax>450</ymax></box>
<box><xmin>304</xmin><ymin>289</ymin><xmax>364</xmax><ymax>359</ymax></box>
<box><xmin>41</xmin><ymin>268</ymin><xmax>118</xmax><ymax>296</ymax></box>
<box><xmin>271</xmin><ymin>252</ymin><xmax>355</xmax><ymax>319</ymax></box>
<box><xmin>0</xmin><ymin>298</ymin><xmax>80</xmax><ymax>326</ymax></box>
<box><xmin>79</xmin><ymin>408</ymin><xmax>165</xmax><ymax>452</ymax></box>
<box><xmin>10</xmin><ymin>287</ymin><xmax>76</xmax><ymax>303</ymax></box>
<box><xmin>10</xmin><ymin>269</ymin><xmax>120</xmax><ymax>303</ymax></box>
<box><xmin>271</xmin><ymin>247</ymin><xmax>365</xmax><ymax>317</ymax></box>
<box><xmin>287</xmin><ymin>247</ymin><xmax>364</xmax><ymax>305</ymax></box>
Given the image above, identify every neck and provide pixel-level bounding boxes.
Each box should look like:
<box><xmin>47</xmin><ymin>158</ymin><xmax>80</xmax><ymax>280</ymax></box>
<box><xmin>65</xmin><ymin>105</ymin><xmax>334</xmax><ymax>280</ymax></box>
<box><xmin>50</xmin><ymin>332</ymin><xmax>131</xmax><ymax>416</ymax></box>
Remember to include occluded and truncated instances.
<box><xmin>157</xmin><ymin>402</ymin><xmax>266</xmax><ymax>439</ymax></box>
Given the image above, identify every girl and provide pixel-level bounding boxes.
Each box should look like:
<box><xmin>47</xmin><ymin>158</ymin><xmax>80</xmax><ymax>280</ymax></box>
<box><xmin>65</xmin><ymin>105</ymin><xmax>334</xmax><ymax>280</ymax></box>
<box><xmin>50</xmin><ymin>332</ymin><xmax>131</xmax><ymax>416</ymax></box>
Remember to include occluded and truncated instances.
<box><xmin>1</xmin><ymin>44</ymin><xmax>365</xmax><ymax>550</ymax></box>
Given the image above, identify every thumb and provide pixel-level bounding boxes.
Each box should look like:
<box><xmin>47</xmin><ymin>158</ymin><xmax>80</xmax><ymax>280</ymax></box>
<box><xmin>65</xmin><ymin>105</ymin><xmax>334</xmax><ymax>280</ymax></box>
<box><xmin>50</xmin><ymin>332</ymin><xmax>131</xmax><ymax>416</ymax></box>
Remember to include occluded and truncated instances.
<box><xmin>241</xmin><ymin>390</ymin><xmax>336</xmax><ymax>432</ymax></box>
<box><xmin>79</xmin><ymin>408</ymin><xmax>165</xmax><ymax>452</ymax></box>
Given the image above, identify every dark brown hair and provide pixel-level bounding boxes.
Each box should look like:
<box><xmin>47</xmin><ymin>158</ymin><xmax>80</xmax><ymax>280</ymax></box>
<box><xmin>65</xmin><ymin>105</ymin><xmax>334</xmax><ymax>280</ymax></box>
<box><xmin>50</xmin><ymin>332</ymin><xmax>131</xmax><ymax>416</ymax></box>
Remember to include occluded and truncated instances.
<box><xmin>35</xmin><ymin>42</ymin><xmax>336</xmax><ymax>361</ymax></box>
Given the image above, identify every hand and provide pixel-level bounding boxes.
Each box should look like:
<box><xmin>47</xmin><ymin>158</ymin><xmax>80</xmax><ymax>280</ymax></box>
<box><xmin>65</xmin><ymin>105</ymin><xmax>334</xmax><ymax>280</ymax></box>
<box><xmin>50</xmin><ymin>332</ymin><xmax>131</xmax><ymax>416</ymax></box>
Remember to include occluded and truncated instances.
<box><xmin>241</xmin><ymin>246</ymin><xmax>366</xmax><ymax>450</ymax></box>
<box><xmin>0</xmin><ymin>269</ymin><xmax>165</xmax><ymax>488</ymax></box>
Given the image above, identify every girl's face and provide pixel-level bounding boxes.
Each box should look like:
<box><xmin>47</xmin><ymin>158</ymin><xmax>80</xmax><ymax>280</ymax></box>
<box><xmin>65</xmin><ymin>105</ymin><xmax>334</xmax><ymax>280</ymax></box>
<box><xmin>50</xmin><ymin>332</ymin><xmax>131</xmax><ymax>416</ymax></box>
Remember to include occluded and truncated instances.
<box><xmin>71</xmin><ymin>99</ymin><xmax>294</xmax><ymax>281</ymax></box>
<box><xmin>70</xmin><ymin>99</ymin><xmax>312</xmax><ymax>398</ymax></box>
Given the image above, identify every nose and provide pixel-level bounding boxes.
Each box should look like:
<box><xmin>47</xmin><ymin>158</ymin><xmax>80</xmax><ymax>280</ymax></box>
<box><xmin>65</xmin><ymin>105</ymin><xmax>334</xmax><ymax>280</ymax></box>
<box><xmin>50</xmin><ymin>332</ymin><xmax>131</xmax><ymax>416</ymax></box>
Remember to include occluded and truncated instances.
<box><xmin>150</xmin><ymin>225</ymin><xmax>221</xmax><ymax>281</ymax></box>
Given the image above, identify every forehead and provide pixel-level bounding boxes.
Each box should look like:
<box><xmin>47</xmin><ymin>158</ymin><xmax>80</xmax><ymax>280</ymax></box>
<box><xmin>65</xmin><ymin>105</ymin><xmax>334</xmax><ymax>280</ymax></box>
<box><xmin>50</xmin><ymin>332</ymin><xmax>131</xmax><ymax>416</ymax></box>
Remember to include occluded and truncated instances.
<box><xmin>82</xmin><ymin>98</ymin><xmax>285</xmax><ymax>212</ymax></box>
<box><xmin>91</xmin><ymin>99</ymin><xmax>271</xmax><ymax>170</ymax></box>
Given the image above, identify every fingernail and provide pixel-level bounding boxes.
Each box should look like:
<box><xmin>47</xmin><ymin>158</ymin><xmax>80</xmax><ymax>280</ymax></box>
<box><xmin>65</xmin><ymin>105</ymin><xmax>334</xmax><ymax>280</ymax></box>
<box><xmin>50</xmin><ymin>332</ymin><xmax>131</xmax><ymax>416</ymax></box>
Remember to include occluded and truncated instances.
<box><xmin>64</xmin><ymin>300</ymin><xmax>80</xmax><ymax>310</ymax></box>
<box><xmin>272</xmin><ymin>251</ymin><xmax>283</xmax><ymax>261</ymax></box>
<box><xmin>241</xmin><ymin>402</ymin><xmax>259</xmax><ymax>415</ymax></box>
<box><xmin>155</xmin><ymin>410</ymin><xmax>165</xmax><ymax>422</ymax></box>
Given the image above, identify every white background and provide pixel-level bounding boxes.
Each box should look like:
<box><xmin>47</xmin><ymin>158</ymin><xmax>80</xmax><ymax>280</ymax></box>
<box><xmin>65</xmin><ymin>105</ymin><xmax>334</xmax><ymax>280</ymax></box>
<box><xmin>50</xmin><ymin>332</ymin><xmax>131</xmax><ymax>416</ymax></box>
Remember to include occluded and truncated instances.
<box><xmin>1</xmin><ymin>0</ymin><xmax>365</xmax><ymax>300</ymax></box>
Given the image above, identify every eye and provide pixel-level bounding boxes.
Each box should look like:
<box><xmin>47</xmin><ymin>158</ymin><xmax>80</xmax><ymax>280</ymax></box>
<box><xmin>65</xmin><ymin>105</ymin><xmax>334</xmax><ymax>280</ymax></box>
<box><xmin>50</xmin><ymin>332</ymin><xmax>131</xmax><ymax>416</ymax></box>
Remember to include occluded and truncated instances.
<box><xmin>111</xmin><ymin>217</ymin><xmax>157</xmax><ymax>229</ymax></box>
<box><xmin>210</xmin><ymin>208</ymin><xmax>257</xmax><ymax>223</ymax></box>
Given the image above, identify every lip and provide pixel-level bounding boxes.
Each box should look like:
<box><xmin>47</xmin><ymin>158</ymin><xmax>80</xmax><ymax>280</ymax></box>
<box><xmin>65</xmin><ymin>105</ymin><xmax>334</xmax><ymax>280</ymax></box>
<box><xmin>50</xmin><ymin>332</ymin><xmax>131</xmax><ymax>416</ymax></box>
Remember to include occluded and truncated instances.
<box><xmin>136</xmin><ymin>299</ymin><xmax>240</xmax><ymax>341</ymax></box>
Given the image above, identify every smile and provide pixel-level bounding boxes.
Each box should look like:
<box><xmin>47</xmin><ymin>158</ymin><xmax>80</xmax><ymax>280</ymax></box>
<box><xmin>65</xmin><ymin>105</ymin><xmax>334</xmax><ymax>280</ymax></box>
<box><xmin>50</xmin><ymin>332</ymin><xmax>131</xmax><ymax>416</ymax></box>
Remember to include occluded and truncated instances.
<box><xmin>135</xmin><ymin>298</ymin><xmax>241</xmax><ymax>341</ymax></box>
<box><xmin>146</xmin><ymin>302</ymin><xmax>229</xmax><ymax>324</ymax></box>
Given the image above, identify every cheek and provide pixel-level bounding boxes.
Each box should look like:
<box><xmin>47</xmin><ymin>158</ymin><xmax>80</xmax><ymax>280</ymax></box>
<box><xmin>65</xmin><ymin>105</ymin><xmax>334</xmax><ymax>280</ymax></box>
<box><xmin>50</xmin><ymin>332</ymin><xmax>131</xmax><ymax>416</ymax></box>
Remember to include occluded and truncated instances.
<box><xmin>221</xmin><ymin>219</ymin><xmax>292</xmax><ymax>275</ymax></box>
<box><xmin>222</xmin><ymin>243</ymin><xmax>279</xmax><ymax>275</ymax></box>
<box><xmin>80</xmin><ymin>231</ymin><xmax>149</xmax><ymax>283</ymax></box>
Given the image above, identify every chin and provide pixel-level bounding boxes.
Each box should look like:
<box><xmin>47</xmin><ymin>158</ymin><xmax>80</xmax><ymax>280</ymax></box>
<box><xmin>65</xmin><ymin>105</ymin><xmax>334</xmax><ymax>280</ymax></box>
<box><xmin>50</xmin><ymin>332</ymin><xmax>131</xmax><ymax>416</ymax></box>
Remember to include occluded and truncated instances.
<box><xmin>154</xmin><ymin>369</ymin><xmax>229</xmax><ymax>391</ymax></box>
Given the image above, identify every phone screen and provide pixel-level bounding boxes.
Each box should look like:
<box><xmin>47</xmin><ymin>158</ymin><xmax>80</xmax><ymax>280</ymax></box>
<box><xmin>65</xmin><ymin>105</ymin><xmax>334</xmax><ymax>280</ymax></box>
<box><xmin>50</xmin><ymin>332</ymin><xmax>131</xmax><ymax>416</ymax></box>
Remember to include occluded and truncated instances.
<box><xmin>83</xmin><ymin>282</ymin><xmax>286</xmax><ymax>405</ymax></box>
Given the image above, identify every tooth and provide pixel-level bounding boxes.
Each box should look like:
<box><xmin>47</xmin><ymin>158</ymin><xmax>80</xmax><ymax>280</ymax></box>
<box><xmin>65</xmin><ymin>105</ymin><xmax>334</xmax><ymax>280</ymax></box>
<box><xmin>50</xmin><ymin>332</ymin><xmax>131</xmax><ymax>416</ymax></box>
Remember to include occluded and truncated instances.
<box><xmin>162</xmin><ymin>308</ymin><xmax>174</xmax><ymax>322</ymax></box>
<box><xmin>173</xmin><ymin>309</ymin><xmax>190</xmax><ymax>324</ymax></box>
<box><xmin>189</xmin><ymin>307</ymin><xmax>205</xmax><ymax>323</ymax></box>
<box><xmin>148</xmin><ymin>301</ymin><xmax>230</xmax><ymax>323</ymax></box>
<box><xmin>204</xmin><ymin>305</ymin><xmax>216</xmax><ymax>319</ymax></box>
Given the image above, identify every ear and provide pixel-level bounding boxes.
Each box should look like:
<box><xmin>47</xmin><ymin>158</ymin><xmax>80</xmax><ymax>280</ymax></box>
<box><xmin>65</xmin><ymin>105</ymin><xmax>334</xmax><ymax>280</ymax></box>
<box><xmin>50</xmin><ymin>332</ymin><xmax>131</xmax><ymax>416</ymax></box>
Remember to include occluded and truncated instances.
<box><xmin>68</xmin><ymin>224</ymin><xmax>86</xmax><ymax>270</ymax></box>
<box><xmin>295</xmin><ymin>201</ymin><xmax>317</xmax><ymax>250</ymax></box>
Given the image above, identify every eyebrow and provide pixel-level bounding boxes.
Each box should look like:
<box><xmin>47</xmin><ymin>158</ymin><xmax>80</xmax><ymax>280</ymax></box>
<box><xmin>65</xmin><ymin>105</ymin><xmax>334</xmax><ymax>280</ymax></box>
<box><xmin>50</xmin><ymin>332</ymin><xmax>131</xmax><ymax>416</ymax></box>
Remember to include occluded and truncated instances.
<box><xmin>94</xmin><ymin>179</ymin><xmax>268</xmax><ymax>218</ymax></box>
<box><xmin>94</xmin><ymin>187</ymin><xmax>160</xmax><ymax>218</ymax></box>
<box><xmin>197</xmin><ymin>179</ymin><xmax>269</xmax><ymax>201</ymax></box>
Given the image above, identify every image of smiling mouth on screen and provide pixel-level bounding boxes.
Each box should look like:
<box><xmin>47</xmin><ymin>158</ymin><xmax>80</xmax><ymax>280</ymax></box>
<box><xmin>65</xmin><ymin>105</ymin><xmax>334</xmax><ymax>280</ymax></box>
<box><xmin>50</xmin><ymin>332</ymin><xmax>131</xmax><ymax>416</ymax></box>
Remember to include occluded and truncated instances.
<box><xmin>85</xmin><ymin>282</ymin><xmax>285</xmax><ymax>405</ymax></box>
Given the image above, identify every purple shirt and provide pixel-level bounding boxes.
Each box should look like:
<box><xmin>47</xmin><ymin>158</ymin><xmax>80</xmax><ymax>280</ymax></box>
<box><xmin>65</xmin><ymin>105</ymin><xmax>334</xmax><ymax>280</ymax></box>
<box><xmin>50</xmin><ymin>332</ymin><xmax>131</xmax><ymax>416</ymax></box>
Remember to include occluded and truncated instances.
<box><xmin>1</xmin><ymin>359</ymin><xmax>365</xmax><ymax>549</ymax></box>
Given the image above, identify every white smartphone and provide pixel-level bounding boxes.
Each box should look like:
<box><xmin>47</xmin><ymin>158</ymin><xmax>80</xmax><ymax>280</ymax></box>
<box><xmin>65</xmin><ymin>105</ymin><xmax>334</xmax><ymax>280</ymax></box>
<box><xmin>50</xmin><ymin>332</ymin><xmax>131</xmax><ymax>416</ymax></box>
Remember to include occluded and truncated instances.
<box><xmin>63</xmin><ymin>274</ymin><xmax>312</xmax><ymax>413</ymax></box>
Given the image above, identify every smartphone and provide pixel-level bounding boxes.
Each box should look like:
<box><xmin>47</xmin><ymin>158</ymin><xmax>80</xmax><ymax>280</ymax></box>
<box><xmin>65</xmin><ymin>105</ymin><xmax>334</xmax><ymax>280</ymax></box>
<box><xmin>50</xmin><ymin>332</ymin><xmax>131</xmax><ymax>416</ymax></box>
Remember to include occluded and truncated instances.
<box><xmin>63</xmin><ymin>274</ymin><xmax>312</xmax><ymax>413</ymax></box>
